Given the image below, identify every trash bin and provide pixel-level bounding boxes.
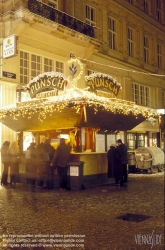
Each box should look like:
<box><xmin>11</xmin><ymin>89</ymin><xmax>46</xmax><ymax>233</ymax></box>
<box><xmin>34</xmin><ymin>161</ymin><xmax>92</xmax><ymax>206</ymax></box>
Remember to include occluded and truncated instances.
<box><xmin>67</xmin><ymin>161</ymin><xmax>84</xmax><ymax>190</ymax></box>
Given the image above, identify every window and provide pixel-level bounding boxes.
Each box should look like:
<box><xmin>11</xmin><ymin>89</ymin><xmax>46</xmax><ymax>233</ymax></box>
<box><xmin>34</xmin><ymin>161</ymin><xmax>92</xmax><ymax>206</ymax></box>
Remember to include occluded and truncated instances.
<box><xmin>31</xmin><ymin>54</ymin><xmax>42</xmax><ymax>79</ymax></box>
<box><xmin>127</xmin><ymin>133</ymin><xmax>145</xmax><ymax>150</ymax></box>
<box><xmin>108</xmin><ymin>17</ymin><xmax>117</xmax><ymax>50</ymax></box>
<box><xmin>48</xmin><ymin>0</ymin><xmax>58</xmax><ymax>9</ymax></box>
<box><xmin>20</xmin><ymin>51</ymin><xmax>65</xmax><ymax>84</ymax></box>
<box><xmin>157</xmin><ymin>43</ymin><xmax>162</xmax><ymax>69</ymax></box>
<box><xmin>87</xmin><ymin>69</ymin><xmax>98</xmax><ymax>75</ymax></box>
<box><xmin>157</xmin><ymin>0</ymin><xmax>162</xmax><ymax>23</ymax></box>
<box><xmin>86</xmin><ymin>5</ymin><xmax>96</xmax><ymax>26</ymax></box>
<box><xmin>132</xmin><ymin>83</ymin><xmax>150</xmax><ymax>107</ymax></box>
<box><xmin>144</xmin><ymin>35</ymin><xmax>149</xmax><ymax>63</ymax></box>
<box><xmin>20</xmin><ymin>51</ymin><xmax>30</xmax><ymax>85</ymax></box>
<box><xmin>128</xmin><ymin>27</ymin><xmax>134</xmax><ymax>57</ymax></box>
<box><xmin>56</xmin><ymin>61</ymin><xmax>64</xmax><ymax>73</ymax></box>
<box><xmin>44</xmin><ymin>58</ymin><xmax>54</xmax><ymax>72</ymax></box>
<box><xmin>144</xmin><ymin>0</ymin><xmax>149</xmax><ymax>14</ymax></box>
<box><xmin>38</xmin><ymin>0</ymin><xmax>58</xmax><ymax>9</ymax></box>
<box><xmin>162</xmin><ymin>91</ymin><xmax>165</xmax><ymax>108</ymax></box>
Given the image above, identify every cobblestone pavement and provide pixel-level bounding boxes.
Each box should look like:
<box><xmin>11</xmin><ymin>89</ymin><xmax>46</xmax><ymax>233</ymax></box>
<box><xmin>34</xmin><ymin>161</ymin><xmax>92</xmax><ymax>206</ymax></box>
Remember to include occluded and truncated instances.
<box><xmin>0</xmin><ymin>172</ymin><xmax>164</xmax><ymax>250</ymax></box>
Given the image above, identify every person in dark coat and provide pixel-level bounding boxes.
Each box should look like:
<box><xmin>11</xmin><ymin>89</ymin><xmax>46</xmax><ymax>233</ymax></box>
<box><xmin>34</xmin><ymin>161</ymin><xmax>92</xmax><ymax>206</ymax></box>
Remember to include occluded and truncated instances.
<box><xmin>107</xmin><ymin>144</ymin><xmax>123</xmax><ymax>186</ymax></box>
<box><xmin>25</xmin><ymin>142</ymin><xmax>37</xmax><ymax>185</ymax></box>
<box><xmin>116</xmin><ymin>139</ymin><xmax>128</xmax><ymax>184</ymax></box>
<box><xmin>50</xmin><ymin>138</ymin><xmax>71</xmax><ymax>190</ymax></box>
<box><xmin>43</xmin><ymin>139</ymin><xmax>55</xmax><ymax>189</ymax></box>
<box><xmin>1</xmin><ymin>141</ymin><xmax>10</xmax><ymax>185</ymax></box>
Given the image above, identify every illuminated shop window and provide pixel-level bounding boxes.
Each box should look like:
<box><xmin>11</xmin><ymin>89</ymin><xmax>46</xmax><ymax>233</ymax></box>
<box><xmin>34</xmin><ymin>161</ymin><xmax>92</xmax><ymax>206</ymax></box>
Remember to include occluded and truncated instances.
<box><xmin>86</xmin><ymin>5</ymin><xmax>96</xmax><ymax>26</ymax></box>
<box><xmin>157</xmin><ymin>43</ymin><xmax>162</xmax><ymax>69</ymax></box>
<box><xmin>128</xmin><ymin>27</ymin><xmax>134</xmax><ymax>57</ymax></box>
<box><xmin>20</xmin><ymin>51</ymin><xmax>65</xmax><ymax>84</ymax></box>
<box><xmin>132</xmin><ymin>83</ymin><xmax>150</xmax><ymax>107</ymax></box>
<box><xmin>127</xmin><ymin>133</ymin><xmax>145</xmax><ymax>150</ymax></box>
<box><xmin>108</xmin><ymin>17</ymin><xmax>117</xmax><ymax>50</ymax></box>
<box><xmin>144</xmin><ymin>35</ymin><xmax>149</xmax><ymax>63</ymax></box>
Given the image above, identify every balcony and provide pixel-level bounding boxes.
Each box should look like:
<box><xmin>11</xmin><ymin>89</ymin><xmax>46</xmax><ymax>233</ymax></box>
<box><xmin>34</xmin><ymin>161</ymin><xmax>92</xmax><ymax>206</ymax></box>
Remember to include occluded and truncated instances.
<box><xmin>28</xmin><ymin>0</ymin><xmax>94</xmax><ymax>38</ymax></box>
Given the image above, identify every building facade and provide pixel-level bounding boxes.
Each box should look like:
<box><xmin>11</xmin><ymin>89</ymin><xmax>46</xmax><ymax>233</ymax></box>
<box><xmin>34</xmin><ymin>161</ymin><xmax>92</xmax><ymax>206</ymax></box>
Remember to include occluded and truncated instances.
<box><xmin>0</xmin><ymin>0</ymin><xmax>165</xmax><ymax>160</ymax></box>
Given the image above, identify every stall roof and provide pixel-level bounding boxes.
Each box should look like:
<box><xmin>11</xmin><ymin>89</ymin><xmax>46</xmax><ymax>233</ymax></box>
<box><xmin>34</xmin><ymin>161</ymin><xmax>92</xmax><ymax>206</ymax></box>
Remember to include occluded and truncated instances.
<box><xmin>0</xmin><ymin>88</ymin><xmax>159</xmax><ymax>132</ymax></box>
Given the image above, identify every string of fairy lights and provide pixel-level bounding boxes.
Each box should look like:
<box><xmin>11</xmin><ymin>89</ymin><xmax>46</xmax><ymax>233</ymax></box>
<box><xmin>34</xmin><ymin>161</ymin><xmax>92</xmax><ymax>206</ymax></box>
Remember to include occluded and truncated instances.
<box><xmin>0</xmin><ymin>88</ymin><xmax>160</xmax><ymax>124</ymax></box>
<box><xmin>0</xmin><ymin>56</ymin><xmax>162</xmax><ymax>126</ymax></box>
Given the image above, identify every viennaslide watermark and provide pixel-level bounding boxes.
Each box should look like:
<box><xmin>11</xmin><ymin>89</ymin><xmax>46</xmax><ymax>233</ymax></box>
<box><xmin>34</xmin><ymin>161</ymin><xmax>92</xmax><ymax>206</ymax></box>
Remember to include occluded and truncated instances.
<box><xmin>135</xmin><ymin>230</ymin><xmax>163</xmax><ymax>249</ymax></box>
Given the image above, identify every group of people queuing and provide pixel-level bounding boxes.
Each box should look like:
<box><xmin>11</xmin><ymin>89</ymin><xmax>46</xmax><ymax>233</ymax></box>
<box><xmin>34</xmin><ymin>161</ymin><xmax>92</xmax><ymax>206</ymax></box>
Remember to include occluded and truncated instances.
<box><xmin>107</xmin><ymin>139</ymin><xmax>128</xmax><ymax>187</ymax></box>
<box><xmin>1</xmin><ymin>138</ymin><xmax>71</xmax><ymax>190</ymax></box>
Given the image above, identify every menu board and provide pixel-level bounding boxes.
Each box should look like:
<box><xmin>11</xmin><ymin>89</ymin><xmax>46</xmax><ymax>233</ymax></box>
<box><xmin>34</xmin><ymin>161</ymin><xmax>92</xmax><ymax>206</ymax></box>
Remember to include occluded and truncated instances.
<box><xmin>96</xmin><ymin>134</ymin><xmax>105</xmax><ymax>152</ymax></box>
<box><xmin>107</xmin><ymin>134</ymin><xmax>116</xmax><ymax>150</ymax></box>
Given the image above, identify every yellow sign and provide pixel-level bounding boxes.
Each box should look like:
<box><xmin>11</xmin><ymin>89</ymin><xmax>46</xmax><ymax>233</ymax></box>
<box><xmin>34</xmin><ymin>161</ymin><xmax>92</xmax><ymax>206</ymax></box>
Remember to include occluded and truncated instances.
<box><xmin>3</xmin><ymin>35</ymin><xmax>18</xmax><ymax>58</ymax></box>
<box><xmin>85</xmin><ymin>73</ymin><xmax>122</xmax><ymax>97</ymax></box>
<box><xmin>26</xmin><ymin>72</ymin><xmax>68</xmax><ymax>98</ymax></box>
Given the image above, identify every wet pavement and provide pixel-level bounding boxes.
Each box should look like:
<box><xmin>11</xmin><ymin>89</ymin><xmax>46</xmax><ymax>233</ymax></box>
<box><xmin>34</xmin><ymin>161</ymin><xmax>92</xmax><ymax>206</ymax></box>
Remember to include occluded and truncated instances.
<box><xmin>0</xmin><ymin>172</ymin><xmax>164</xmax><ymax>250</ymax></box>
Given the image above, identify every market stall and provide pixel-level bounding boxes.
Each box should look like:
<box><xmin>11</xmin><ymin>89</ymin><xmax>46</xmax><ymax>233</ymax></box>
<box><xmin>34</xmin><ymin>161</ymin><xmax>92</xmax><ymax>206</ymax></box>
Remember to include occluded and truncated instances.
<box><xmin>0</xmin><ymin>59</ymin><xmax>160</xmax><ymax>186</ymax></box>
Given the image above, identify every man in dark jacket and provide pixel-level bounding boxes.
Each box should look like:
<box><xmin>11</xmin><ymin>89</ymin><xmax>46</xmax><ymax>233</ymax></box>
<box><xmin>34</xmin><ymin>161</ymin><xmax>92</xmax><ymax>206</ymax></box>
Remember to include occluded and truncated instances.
<box><xmin>107</xmin><ymin>144</ymin><xmax>123</xmax><ymax>186</ymax></box>
<box><xmin>116</xmin><ymin>139</ymin><xmax>128</xmax><ymax>185</ymax></box>
<box><xmin>50</xmin><ymin>138</ymin><xmax>71</xmax><ymax>190</ymax></box>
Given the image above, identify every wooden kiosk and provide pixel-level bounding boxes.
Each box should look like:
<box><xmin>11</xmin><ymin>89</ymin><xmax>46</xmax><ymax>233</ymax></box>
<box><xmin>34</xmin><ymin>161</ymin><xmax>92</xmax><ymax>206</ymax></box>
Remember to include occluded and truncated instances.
<box><xmin>0</xmin><ymin>59</ymin><xmax>159</xmax><ymax>187</ymax></box>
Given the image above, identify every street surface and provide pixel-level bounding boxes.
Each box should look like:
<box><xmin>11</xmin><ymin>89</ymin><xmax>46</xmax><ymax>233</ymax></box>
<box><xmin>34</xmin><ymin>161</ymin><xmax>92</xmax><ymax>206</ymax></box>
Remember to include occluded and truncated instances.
<box><xmin>0</xmin><ymin>172</ymin><xmax>164</xmax><ymax>250</ymax></box>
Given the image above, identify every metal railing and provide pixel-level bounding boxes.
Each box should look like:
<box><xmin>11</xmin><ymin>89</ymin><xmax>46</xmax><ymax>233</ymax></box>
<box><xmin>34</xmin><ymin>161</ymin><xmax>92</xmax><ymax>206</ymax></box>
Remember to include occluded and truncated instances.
<box><xmin>28</xmin><ymin>0</ymin><xmax>94</xmax><ymax>38</ymax></box>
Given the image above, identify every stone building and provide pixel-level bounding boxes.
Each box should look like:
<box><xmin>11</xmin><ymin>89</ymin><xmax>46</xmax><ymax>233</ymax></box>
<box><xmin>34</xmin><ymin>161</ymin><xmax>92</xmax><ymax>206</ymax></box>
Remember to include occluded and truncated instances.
<box><xmin>0</xmin><ymin>0</ymin><xmax>165</xmax><ymax>156</ymax></box>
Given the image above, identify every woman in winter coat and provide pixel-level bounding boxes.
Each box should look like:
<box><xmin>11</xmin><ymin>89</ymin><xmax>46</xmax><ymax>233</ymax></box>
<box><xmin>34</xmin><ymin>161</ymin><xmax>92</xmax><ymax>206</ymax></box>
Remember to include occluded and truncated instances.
<box><xmin>107</xmin><ymin>144</ymin><xmax>123</xmax><ymax>186</ymax></box>
<box><xmin>1</xmin><ymin>141</ymin><xmax>10</xmax><ymax>185</ymax></box>
<box><xmin>8</xmin><ymin>141</ymin><xmax>20</xmax><ymax>185</ymax></box>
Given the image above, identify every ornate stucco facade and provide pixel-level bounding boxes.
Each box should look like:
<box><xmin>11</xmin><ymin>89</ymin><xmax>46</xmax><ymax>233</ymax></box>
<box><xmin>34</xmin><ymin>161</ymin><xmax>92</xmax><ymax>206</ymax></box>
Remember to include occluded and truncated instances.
<box><xmin>0</xmin><ymin>0</ymin><xmax>165</xmax><ymax>159</ymax></box>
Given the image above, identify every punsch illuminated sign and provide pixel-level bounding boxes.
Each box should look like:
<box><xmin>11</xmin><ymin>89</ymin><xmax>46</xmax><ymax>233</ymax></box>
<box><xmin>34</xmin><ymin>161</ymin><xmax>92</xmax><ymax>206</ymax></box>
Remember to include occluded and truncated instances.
<box><xmin>85</xmin><ymin>73</ymin><xmax>121</xmax><ymax>97</ymax></box>
<box><xmin>27</xmin><ymin>73</ymin><xmax>68</xmax><ymax>98</ymax></box>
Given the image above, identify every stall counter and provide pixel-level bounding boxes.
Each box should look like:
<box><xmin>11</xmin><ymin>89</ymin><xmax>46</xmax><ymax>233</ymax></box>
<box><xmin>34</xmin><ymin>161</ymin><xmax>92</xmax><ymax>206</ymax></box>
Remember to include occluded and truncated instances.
<box><xmin>70</xmin><ymin>152</ymin><xmax>108</xmax><ymax>176</ymax></box>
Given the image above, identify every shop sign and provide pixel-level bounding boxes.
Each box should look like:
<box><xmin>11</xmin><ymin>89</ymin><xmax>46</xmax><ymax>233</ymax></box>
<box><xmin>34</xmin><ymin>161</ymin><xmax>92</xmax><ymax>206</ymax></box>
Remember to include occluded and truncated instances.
<box><xmin>26</xmin><ymin>72</ymin><xmax>69</xmax><ymax>98</ymax></box>
<box><xmin>3</xmin><ymin>35</ymin><xmax>18</xmax><ymax>59</ymax></box>
<box><xmin>3</xmin><ymin>71</ymin><xmax>16</xmax><ymax>79</ymax></box>
<box><xmin>85</xmin><ymin>73</ymin><xmax>122</xmax><ymax>97</ymax></box>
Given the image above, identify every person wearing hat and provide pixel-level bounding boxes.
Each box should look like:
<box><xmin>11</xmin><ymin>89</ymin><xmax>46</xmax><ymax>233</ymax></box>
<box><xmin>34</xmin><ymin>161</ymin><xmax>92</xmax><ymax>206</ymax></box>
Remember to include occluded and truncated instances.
<box><xmin>107</xmin><ymin>144</ymin><xmax>123</xmax><ymax>186</ymax></box>
<box><xmin>116</xmin><ymin>139</ymin><xmax>128</xmax><ymax>185</ymax></box>
<box><xmin>1</xmin><ymin>141</ymin><xmax>10</xmax><ymax>185</ymax></box>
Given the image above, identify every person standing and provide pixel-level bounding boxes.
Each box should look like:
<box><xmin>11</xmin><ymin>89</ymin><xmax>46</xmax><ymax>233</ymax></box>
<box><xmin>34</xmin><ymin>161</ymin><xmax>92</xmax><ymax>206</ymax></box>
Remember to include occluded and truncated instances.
<box><xmin>50</xmin><ymin>138</ymin><xmax>71</xmax><ymax>190</ymax></box>
<box><xmin>1</xmin><ymin>141</ymin><xmax>10</xmax><ymax>185</ymax></box>
<box><xmin>107</xmin><ymin>144</ymin><xmax>123</xmax><ymax>186</ymax></box>
<box><xmin>116</xmin><ymin>139</ymin><xmax>128</xmax><ymax>185</ymax></box>
<box><xmin>8</xmin><ymin>141</ymin><xmax>20</xmax><ymax>185</ymax></box>
<box><xmin>25</xmin><ymin>142</ymin><xmax>37</xmax><ymax>185</ymax></box>
<box><xmin>42</xmin><ymin>139</ymin><xmax>55</xmax><ymax>189</ymax></box>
